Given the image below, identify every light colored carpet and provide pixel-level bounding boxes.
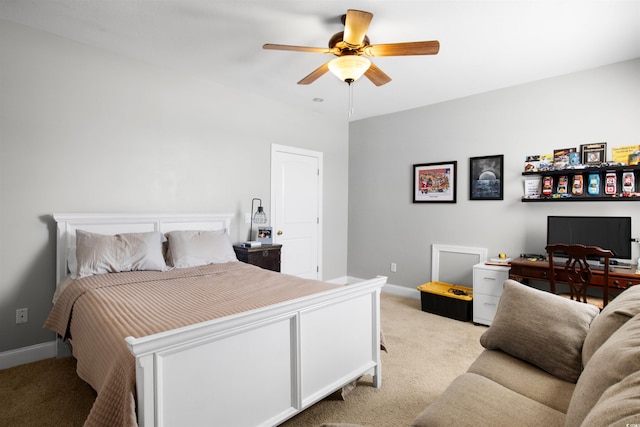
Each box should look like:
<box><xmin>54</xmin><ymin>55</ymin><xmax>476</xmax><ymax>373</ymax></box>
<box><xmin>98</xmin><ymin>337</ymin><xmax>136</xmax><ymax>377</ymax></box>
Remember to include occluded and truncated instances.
<box><xmin>0</xmin><ymin>293</ymin><xmax>486</xmax><ymax>426</ymax></box>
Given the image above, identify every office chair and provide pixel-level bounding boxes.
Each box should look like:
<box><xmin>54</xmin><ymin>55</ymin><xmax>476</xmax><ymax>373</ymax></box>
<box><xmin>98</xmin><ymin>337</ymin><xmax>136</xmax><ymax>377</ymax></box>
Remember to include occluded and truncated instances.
<box><xmin>545</xmin><ymin>243</ymin><xmax>614</xmax><ymax>309</ymax></box>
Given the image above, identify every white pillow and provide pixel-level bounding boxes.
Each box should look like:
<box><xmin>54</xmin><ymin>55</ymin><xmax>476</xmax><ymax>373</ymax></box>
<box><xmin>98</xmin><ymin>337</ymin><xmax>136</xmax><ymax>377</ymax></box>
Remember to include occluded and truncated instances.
<box><xmin>76</xmin><ymin>230</ymin><xmax>167</xmax><ymax>278</ymax></box>
<box><xmin>165</xmin><ymin>229</ymin><xmax>237</xmax><ymax>268</ymax></box>
<box><xmin>66</xmin><ymin>248</ymin><xmax>78</xmax><ymax>279</ymax></box>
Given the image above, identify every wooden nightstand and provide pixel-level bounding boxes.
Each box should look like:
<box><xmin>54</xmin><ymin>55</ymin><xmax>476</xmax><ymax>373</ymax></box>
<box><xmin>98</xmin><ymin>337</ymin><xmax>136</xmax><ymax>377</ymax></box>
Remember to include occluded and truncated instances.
<box><xmin>233</xmin><ymin>244</ymin><xmax>282</xmax><ymax>272</ymax></box>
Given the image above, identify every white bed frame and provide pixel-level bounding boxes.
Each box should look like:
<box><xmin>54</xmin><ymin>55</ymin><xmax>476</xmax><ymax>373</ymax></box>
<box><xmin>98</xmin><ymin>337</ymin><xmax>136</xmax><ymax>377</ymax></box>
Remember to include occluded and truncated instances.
<box><xmin>53</xmin><ymin>213</ymin><xmax>385</xmax><ymax>427</ymax></box>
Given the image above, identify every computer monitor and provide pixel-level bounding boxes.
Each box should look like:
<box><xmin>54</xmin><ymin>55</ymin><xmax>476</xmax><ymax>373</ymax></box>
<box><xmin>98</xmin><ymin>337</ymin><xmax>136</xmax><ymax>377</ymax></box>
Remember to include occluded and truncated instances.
<box><xmin>547</xmin><ymin>216</ymin><xmax>632</xmax><ymax>260</ymax></box>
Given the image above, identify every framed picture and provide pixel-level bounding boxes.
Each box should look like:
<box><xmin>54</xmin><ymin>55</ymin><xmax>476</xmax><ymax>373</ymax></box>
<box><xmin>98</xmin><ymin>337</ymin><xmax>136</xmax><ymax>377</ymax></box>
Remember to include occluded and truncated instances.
<box><xmin>580</xmin><ymin>142</ymin><xmax>607</xmax><ymax>165</ymax></box>
<box><xmin>413</xmin><ymin>161</ymin><xmax>457</xmax><ymax>203</ymax></box>
<box><xmin>257</xmin><ymin>226</ymin><xmax>272</xmax><ymax>244</ymax></box>
<box><xmin>470</xmin><ymin>154</ymin><xmax>504</xmax><ymax>200</ymax></box>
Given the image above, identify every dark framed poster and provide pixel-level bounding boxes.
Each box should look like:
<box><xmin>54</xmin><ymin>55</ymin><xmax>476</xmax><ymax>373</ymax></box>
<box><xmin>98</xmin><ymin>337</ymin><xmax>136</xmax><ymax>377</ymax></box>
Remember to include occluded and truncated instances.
<box><xmin>470</xmin><ymin>154</ymin><xmax>503</xmax><ymax>200</ymax></box>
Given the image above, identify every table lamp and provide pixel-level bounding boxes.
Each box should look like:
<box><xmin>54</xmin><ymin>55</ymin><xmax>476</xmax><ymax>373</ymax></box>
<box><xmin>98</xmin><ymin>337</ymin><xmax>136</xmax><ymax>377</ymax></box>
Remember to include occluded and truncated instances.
<box><xmin>245</xmin><ymin>197</ymin><xmax>267</xmax><ymax>247</ymax></box>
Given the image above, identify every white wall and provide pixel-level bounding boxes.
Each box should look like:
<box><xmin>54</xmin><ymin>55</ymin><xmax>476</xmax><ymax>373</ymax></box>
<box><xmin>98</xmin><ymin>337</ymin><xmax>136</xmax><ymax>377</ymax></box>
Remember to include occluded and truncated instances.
<box><xmin>0</xmin><ymin>20</ymin><xmax>349</xmax><ymax>354</ymax></box>
<box><xmin>348</xmin><ymin>58</ymin><xmax>640</xmax><ymax>290</ymax></box>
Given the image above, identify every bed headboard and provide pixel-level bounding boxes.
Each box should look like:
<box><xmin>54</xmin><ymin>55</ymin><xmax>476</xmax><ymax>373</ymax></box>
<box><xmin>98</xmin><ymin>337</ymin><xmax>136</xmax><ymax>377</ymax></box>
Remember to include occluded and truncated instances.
<box><xmin>53</xmin><ymin>213</ymin><xmax>234</xmax><ymax>284</ymax></box>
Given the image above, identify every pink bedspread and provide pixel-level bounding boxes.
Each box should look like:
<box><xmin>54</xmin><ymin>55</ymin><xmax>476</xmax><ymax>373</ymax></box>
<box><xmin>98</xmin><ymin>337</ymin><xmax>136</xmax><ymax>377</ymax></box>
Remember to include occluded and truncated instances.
<box><xmin>45</xmin><ymin>262</ymin><xmax>338</xmax><ymax>426</ymax></box>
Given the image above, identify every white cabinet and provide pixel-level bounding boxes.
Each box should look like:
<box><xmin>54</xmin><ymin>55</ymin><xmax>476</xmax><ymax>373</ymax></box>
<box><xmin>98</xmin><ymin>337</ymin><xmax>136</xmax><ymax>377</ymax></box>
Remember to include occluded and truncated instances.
<box><xmin>473</xmin><ymin>263</ymin><xmax>510</xmax><ymax>326</ymax></box>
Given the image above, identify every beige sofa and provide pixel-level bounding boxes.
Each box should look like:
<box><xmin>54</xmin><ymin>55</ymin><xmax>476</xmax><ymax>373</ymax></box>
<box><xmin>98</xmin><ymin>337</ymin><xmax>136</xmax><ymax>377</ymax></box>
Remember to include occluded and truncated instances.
<box><xmin>412</xmin><ymin>279</ymin><xmax>640</xmax><ymax>427</ymax></box>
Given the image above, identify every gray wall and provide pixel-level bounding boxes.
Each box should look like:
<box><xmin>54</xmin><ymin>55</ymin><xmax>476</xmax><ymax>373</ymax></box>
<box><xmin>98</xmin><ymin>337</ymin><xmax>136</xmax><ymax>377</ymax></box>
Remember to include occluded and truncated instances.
<box><xmin>0</xmin><ymin>21</ymin><xmax>349</xmax><ymax>353</ymax></box>
<box><xmin>348</xmin><ymin>58</ymin><xmax>640</xmax><ymax>290</ymax></box>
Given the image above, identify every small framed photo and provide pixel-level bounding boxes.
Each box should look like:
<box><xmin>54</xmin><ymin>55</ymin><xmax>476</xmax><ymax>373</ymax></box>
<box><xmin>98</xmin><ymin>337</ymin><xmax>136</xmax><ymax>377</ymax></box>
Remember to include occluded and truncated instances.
<box><xmin>470</xmin><ymin>154</ymin><xmax>504</xmax><ymax>200</ymax></box>
<box><xmin>257</xmin><ymin>226</ymin><xmax>272</xmax><ymax>244</ymax></box>
<box><xmin>581</xmin><ymin>142</ymin><xmax>607</xmax><ymax>165</ymax></box>
<box><xmin>413</xmin><ymin>161</ymin><xmax>457</xmax><ymax>203</ymax></box>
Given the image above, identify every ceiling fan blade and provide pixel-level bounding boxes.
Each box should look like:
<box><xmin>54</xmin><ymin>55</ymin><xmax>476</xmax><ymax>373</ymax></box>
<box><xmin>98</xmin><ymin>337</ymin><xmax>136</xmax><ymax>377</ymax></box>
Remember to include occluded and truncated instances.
<box><xmin>263</xmin><ymin>43</ymin><xmax>334</xmax><ymax>54</ymax></box>
<box><xmin>364</xmin><ymin>62</ymin><xmax>392</xmax><ymax>86</ymax></box>
<box><xmin>364</xmin><ymin>40</ymin><xmax>440</xmax><ymax>57</ymax></box>
<box><xmin>297</xmin><ymin>61</ymin><xmax>331</xmax><ymax>85</ymax></box>
<box><xmin>343</xmin><ymin>9</ymin><xmax>373</xmax><ymax>47</ymax></box>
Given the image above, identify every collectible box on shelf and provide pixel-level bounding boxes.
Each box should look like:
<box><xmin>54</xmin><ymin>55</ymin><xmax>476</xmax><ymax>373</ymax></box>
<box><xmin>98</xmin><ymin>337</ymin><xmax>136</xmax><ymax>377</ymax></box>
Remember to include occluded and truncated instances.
<box><xmin>580</xmin><ymin>142</ymin><xmax>607</xmax><ymax>165</ymax></box>
<box><xmin>569</xmin><ymin>151</ymin><xmax>580</xmax><ymax>167</ymax></box>
<box><xmin>557</xmin><ymin>175</ymin><xmax>569</xmax><ymax>194</ymax></box>
<box><xmin>523</xmin><ymin>176</ymin><xmax>542</xmax><ymax>199</ymax></box>
<box><xmin>572</xmin><ymin>174</ymin><xmax>583</xmax><ymax>195</ymax></box>
<box><xmin>524</xmin><ymin>154</ymin><xmax>554</xmax><ymax>172</ymax></box>
<box><xmin>622</xmin><ymin>171</ymin><xmax>635</xmax><ymax>193</ymax></box>
<box><xmin>523</xmin><ymin>155</ymin><xmax>540</xmax><ymax>172</ymax></box>
<box><xmin>611</xmin><ymin>144</ymin><xmax>640</xmax><ymax>165</ymax></box>
<box><xmin>553</xmin><ymin>148</ymin><xmax>576</xmax><ymax>169</ymax></box>
<box><xmin>540</xmin><ymin>153</ymin><xmax>553</xmax><ymax>170</ymax></box>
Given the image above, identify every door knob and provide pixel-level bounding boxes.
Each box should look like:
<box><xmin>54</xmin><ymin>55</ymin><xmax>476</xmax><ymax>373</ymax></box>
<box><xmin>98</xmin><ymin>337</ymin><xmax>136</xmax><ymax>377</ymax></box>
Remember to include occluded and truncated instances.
<box><xmin>277</xmin><ymin>230</ymin><xmax>283</xmax><ymax>235</ymax></box>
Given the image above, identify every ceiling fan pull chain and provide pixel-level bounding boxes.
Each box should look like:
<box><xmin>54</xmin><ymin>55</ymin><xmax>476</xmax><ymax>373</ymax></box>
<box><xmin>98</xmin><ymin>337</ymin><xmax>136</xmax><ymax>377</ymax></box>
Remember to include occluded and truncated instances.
<box><xmin>348</xmin><ymin>81</ymin><xmax>354</xmax><ymax>118</ymax></box>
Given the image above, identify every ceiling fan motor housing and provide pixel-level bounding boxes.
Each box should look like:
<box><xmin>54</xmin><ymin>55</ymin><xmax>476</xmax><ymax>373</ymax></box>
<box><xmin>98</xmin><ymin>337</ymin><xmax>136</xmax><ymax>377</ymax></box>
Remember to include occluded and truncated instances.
<box><xmin>329</xmin><ymin>31</ymin><xmax>370</xmax><ymax>55</ymax></box>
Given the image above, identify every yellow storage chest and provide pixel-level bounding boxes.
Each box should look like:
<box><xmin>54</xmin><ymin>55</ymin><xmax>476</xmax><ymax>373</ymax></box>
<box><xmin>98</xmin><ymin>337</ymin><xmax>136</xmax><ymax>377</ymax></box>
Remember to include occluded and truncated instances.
<box><xmin>417</xmin><ymin>281</ymin><xmax>473</xmax><ymax>322</ymax></box>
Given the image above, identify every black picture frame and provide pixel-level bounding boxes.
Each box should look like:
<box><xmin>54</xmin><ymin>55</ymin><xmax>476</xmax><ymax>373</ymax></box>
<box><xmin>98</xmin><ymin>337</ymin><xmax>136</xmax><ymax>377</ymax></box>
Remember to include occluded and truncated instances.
<box><xmin>413</xmin><ymin>161</ymin><xmax>457</xmax><ymax>203</ymax></box>
<box><xmin>470</xmin><ymin>154</ymin><xmax>504</xmax><ymax>200</ymax></box>
<box><xmin>580</xmin><ymin>142</ymin><xmax>607</xmax><ymax>165</ymax></box>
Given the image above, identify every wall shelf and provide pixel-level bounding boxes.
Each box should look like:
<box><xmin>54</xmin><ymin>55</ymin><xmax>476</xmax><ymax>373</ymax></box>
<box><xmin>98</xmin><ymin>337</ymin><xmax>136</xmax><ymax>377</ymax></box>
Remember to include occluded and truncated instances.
<box><xmin>522</xmin><ymin>196</ymin><xmax>639</xmax><ymax>202</ymax></box>
<box><xmin>521</xmin><ymin>164</ymin><xmax>640</xmax><ymax>202</ymax></box>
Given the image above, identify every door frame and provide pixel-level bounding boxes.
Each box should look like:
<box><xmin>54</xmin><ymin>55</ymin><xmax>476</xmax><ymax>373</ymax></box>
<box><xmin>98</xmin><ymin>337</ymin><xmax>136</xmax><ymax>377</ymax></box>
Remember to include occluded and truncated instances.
<box><xmin>270</xmin><ymin>144</ymin><xmax>323</xmax><ymax>279</ymax></box>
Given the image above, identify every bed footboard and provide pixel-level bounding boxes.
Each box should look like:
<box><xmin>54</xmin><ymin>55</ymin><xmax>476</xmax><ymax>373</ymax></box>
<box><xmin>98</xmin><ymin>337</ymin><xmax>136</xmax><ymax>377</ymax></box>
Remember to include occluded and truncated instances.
<box><xmin>126</xmin><ymin>276</ymin><xmax>385</xmax><ymax>427</ymax></box>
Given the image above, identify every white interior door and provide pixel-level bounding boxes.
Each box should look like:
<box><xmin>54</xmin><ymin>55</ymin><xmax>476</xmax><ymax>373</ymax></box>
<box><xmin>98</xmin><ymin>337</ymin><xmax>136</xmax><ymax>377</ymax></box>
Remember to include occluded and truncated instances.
<box><xmin>271</xmin><ymin>144</ymin><xmax>322</xmax><ymax>279</ymax></box>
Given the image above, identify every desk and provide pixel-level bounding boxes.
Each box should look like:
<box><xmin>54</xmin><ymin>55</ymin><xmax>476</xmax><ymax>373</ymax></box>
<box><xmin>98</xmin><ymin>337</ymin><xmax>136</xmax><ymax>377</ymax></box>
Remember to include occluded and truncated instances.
<box><xmin>509</xmin><ymin>257</ymin><xmax>640</xmax><ymax>290</ymax></box>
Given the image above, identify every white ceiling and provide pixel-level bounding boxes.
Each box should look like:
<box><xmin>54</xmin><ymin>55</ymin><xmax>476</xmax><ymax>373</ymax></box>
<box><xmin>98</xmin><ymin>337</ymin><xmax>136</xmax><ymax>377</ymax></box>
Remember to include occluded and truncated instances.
<box><xmin>2</xmin><ymin>0</ymin><xmax>639</xmax><ymax>122</ymax></box>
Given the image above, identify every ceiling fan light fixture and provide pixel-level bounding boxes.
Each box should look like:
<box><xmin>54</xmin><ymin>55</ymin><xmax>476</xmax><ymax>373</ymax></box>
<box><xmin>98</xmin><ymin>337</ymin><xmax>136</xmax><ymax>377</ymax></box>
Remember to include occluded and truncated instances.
<box><xmin>328</xmin><ymin>55</ymin><xmax>371</xmax><ymax>83</ymax></box>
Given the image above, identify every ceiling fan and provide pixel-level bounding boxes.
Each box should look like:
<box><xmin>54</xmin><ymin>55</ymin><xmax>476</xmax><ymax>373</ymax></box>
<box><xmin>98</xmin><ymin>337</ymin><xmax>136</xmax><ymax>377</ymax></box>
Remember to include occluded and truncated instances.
<box><xmin>263</xmin><ymin>9</ymin><xmax>440</xmax><ymax>86</ymax></box>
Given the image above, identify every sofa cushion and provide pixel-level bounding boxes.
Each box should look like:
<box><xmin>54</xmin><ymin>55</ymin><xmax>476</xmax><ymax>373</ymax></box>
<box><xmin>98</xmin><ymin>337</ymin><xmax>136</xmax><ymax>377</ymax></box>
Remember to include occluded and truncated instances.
<box><xmin>467</xmin><ymin>349</ymin><xmax>575</xmax><ymax>413</ymax></box>
<box><xmin>411</xmin><ymin>372</ymin><xmax>565</xmax><ymax>427</ymax></box>
<box><xmin>582</xmin><ymin>284</ymin><xmax>640</xmax><ymax>366</ymax></box>
<box><xmin>580</xmin><ymin>369</ymin><xmax>640</xmax><ymax>427</ymax></box>
<box><xmin>480</xmin><ymin>280</ymin><xmax>599</xmax><ymax>383</ymax></box>
<box><xmin>565</xmin><ymin>313</ymin><xmax>640</xmax><ymax>426</ymax></box>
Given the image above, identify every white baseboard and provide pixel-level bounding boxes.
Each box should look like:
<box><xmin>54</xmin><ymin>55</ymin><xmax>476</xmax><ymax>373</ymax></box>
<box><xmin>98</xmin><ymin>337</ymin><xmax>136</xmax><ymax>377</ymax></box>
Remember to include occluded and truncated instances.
<box><xmin>329</xmin><ymin>276</ymin><xmax>420</xmax><ymax>300</ymax></box>
<box><xmin>0</xmin><ymin>341</ymin><xmax>57</xmax><ymax>370</ymax></box>
<box><xmin>382</xmin><ymin>283</ymin><xmax>420</xmax><ymax>299</ymax></box>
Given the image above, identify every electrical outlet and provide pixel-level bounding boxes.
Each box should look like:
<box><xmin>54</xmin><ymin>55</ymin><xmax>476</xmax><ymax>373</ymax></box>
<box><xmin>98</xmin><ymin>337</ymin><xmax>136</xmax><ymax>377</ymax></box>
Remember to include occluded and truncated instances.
<box><xmin>390</xmin><ymin>263</ymin><xmax>397</xmax><ymax>273</ymax></box>
<box><xmin>16</xmin><ymin>308</ymin><xmax>28</xmax><ymax>324</ymax></box>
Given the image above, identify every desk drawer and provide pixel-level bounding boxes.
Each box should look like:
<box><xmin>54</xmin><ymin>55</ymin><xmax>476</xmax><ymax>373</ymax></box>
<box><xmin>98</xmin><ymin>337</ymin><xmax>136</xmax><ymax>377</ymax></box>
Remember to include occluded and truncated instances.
<box><xmin>512</xmin><ymin>265</ymin><xmax>550</xmax><ymax>281</ymax></box>
<box><xmin>473</xmin><ymin>294</ymin><xmax>501</xmax><ymax>326</ymax></box>
<box><xmin>473</xmin><ymin>268</ymin><xmax>508</xmax><ymax>296</ymax></box>
<box><xmin>612</xmin><ymin>277</ymin><xmax>640</xmax><ymax>289</ymax></box>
